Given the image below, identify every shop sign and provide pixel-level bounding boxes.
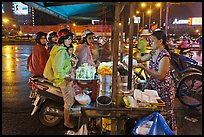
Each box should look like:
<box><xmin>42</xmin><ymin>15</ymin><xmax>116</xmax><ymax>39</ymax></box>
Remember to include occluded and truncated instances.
<box><xmin>191</xmin><ymin>17</ymin><xmax>202</xmax><ymax>25</ymax></box>
<box><xmin>128</xmin><ymin>16</ymin><xmax>141</xmax><ymax>24</ymax></box>
<box><xmin>173</xmin><ymin>17</ymin><xmax>202</xmax><ymax>25</ymax></box>
<box><xmin>172</xmin><ymin>18</ymin><xmax>189</xmax><ymax>24</ymax></box>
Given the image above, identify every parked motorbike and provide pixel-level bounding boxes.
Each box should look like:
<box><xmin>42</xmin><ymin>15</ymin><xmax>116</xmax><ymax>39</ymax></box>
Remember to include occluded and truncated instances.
<box><xmin>28</xmin><ymin>77</ymin><xmax>93</xmax><ymax>127</ymax></box>
<box><xmin>28</xmin><ymin>77</ymin><xmax>65</xmax><ymax>127</ymax></box>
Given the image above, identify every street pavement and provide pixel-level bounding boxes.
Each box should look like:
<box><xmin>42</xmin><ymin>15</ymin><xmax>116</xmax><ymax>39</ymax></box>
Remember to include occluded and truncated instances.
<box><xmin>2</xmin><ymin>44</ymin><xmax>202</xmax><ymax>135</ymax></box>
<box><xmin>174</xmin><ymin>98</ymin><xmax>202</xmax><ymax>135</ymax></box>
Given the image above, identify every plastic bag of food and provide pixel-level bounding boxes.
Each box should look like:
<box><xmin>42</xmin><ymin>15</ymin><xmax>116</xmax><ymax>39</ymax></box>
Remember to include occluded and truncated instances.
<box><xmin>132</xmin><ymin>112</ymin><xmax>174</xmax><ymax>135</ymax></box>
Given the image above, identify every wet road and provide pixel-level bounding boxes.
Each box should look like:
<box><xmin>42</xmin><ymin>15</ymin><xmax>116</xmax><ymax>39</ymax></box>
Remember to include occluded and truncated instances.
<box><xmin>2</xmin><ymin>44</ymin><xmax>67</xmax><ymax>135</ymax></box>
<box><xmin>2</xmin><ymin>44</ymin><xmax>202</xmax><ymax>135</ymax></box>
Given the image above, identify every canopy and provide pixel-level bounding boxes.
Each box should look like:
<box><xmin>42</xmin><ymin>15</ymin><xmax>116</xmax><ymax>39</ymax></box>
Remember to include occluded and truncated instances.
<box><xmin>24</xmin><ymin>2</ymin><xmax>114</xmax><ymax>21</ymax></box>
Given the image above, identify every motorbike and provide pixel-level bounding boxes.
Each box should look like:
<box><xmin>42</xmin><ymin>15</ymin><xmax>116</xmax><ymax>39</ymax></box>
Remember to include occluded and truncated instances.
<box><xmin>28</xmin><ymin>77</ymin><xmax>64</xmax><ymax>127</ymax></box>
<box><xmin>28</xmin><ymin>77</ymin><xmax>82</xmax><ymax>127</ymax></box>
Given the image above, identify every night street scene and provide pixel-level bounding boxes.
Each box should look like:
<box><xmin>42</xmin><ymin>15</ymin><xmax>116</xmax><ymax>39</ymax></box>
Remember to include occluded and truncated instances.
<box><xmin>2</xmin><ymin>2</ymin><xmax>202</xmax><ymax>135</ymax></box>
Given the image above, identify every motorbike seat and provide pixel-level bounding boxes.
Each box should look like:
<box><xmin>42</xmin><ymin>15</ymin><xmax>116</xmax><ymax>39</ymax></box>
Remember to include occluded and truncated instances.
<box><xmin>30</xmin><ymin>77</ymin><xmax>61</xmax><ymax>93</ymax></box>
<box><xmin>38</xmin><ymin>81</ymin><xmax>62</xmax><ymax>93</ymax></box>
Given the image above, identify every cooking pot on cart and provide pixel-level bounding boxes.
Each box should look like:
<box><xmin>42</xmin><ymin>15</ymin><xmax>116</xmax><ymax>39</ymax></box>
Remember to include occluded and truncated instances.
<box><xmin>96</xmin><ymin>96</ymin><xmax>112</xmax><ymax>115</ymax></box>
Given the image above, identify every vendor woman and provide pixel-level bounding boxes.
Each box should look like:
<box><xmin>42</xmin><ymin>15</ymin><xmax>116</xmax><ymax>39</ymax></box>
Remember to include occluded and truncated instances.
<box><xmin>134</xmin><ymin>29</ymin><xmax>177</xmax><ymax>134</ymax></box>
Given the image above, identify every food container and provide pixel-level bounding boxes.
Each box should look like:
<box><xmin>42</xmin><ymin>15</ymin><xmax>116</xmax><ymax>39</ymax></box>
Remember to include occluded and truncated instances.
<box><xmin>96</xmin><ymin>96</ymin><xmax>112</xmax><ymax>115</ymax></box>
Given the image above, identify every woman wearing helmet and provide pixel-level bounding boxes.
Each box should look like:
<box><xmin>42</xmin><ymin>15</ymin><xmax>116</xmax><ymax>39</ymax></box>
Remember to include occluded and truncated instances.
<box><xmin>58</xmin><ymin>28</ymin><xmax>74</xmax><ymax>38</ymax></box>
<box><xmin>46</xmin><ymin>31</ymin><xmax>58</xmax><ymax>52</ymax></box>
<box><xmin>27</xmin><ymin>32</ymin><xmax>49</xmax><ymax>77</ymax></box>
<box><xmin>97</xmin><ymin>36</ymin><xmax>112</xmax><ymax>62</ymax></box>
<box><xmin>75</xmin><ymin>29</ymin><xmax>98</xmax><ymax>67</ymax></box>
<box><xmin>43</xmin><ymin>32</ymin><xmax>75</xmax><ymax>129</ymax></box>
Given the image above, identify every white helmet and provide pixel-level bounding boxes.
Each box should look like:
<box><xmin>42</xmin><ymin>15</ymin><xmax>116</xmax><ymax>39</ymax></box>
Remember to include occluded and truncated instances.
<box><xmin>98</xmin><ymin>36</ymin><xmax>108</xmax><ymax>45</ymax></box>
<box><xmin>81</xmin><ymin>29</ymin><xmax>94</xmax><ymax>39</ymax></box>
<box><xmin>47</xmin><ymin>31</ymin><xmax>58</xmax><ymax>41</ymax></box>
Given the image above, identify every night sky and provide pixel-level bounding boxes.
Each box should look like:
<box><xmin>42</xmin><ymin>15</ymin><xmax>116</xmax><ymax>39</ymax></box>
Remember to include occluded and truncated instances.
<box><xmin>169</xmin><ymin>2</ymin><xmax>202</xmax><ymax>19</ymax></box>
<box><xmin>2</xmin><ymin>2</ymin><xmax>202</xmax><ymax>25</ymax></box>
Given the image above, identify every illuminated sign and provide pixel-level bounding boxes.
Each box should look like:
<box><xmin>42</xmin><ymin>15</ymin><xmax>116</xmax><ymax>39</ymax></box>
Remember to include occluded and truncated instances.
<box><xmin>191</xmin><ymin>17</ymin><xmax>202</xmax><ymax>25</ymax></box>
<box><xmin>134</xmin><ymin>16</ymin><xmax>141</xmax><ymax>23</ymax></box>
<box><xmin>172</xmin><ymin>18</ymin><xmax>189</xmax><ymax>24</ymax></box>
<box><xmin>2</xmin><ymin>4</ymin><xmax>4</xmax><ymax>13</ymax></box>
<box><xmin>173</xmin><ymin>17</ymin><xmax>202</xmax><ymax>25</ymax></box>
<box><xmin>12</xmin><ymin>2</ymin><xmax>28</xmax><ymax>15</ymax></box>
<box><xmin>128</xmin><ymin>16</ymin><xmax>141</xmax><ymax>24</ymax></box>
<box><xmin>91</xmin><ymin>20</ymin><xmax>100</xmax><ymax>25</ymax></box>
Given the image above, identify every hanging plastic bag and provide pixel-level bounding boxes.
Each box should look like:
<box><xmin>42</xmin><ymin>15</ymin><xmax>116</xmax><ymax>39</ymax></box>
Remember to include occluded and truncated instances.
<box><xmin>65</xmin><ymin>124</ymin><xmax>88</xmax><ymax>135</ymax></box>
<box><xmin>76</xmin><ymin>124</ymin><xmax>88</xmax><ymax>135</ymax></box>
<box><xmin>132</xmin><ymin>111</ymin><xmax>174</xmax><ymax>135</ymax></box>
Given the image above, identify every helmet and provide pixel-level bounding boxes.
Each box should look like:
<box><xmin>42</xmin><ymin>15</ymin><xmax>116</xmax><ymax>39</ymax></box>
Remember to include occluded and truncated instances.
<box><xmin>140</xmin><ymin>29</ymin><xmax>152</xmax><ymax>36</ymax></box>
<box><xmin>81</xmin><ymin>29</ymin><xmax>94</xmax><ymax>39</ymax></box>
<box><xmin>47</xmin><ymin>31</ymin><xmax>58</xmax><ymax>42</ymax></box>
<box><xmin>98</xmin><ymin>36</ymin><xmax>108</xmax><ymax>45</ymax></box>
<box><xmin>58</xmin><ymin>34</ymin><xmax>74</xmax><ymax>45</ymax></box>
<box><xmin>35</xmin><ymin>32</ymin><xmax>47</xmax><ymax>43</ymax></box>
<box><xmin>58</xmin><ymin>28</ymin><xmax>74</xmax><ymax>37</ymax></box>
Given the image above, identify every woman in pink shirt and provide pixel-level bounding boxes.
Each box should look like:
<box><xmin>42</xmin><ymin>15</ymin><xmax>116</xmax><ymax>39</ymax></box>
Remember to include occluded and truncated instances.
<box><xmin>75</xmin><ymin>29</ymin><xmax>97</xmax><ymax>68</ymax></box>
<box><xmin>180</xmin><ymin>38</ymin><xmax>188</xmax><ymax>49</ymax></box>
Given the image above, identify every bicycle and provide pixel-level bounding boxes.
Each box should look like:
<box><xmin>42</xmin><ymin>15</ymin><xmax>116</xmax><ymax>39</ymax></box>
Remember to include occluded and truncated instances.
<box><xmin>176</xmin><ymin>72</ymin><xmax>202</xmax><ymax>107</ymax></box>
<box><xmin>170</xmin><ymin>51</ymin><xmax>202</xmax><ymax>78</ymax></box>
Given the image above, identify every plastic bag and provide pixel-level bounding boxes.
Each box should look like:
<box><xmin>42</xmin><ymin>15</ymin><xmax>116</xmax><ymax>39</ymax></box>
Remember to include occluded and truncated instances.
<box><xmin>65</xmin><ymin>124</ymin><xmax>88</xmax><ymax>135</ymax></box>
<box><xmin>76</xmin><ymin>124</ymin><xmax>88</xmax><ymax>135</ymax></box>
<box><xmin>122</xmin><ymin>55</ymin><xmax>138</xmax><ymax>66</ymax></box>
<box><xmin>132</xmin><ymin>111</ymin><xmax>174</xmax><ymax>135</ymax></box>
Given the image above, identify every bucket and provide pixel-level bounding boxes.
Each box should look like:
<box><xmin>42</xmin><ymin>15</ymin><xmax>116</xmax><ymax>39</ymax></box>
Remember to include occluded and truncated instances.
<box><xmin>99</xmin><ymin>82</ymin><xmax>112</xmax><ymax>92</ymax></box>
<box><xmin>136</xmin><ymin>80</ymin><xmax>147</xmax><ymax>91</ymax></box>
<box><xmin>99</xmin><ymin>75</ymin><xmax>112</xmax><ymax>84</ymax></box>
<box><xmin>99</xmin><ymin>75</ymin><xmax>112</xmax><ymax>96</ymax></box>
<box><xmin>98</xmin><ymin>89</ymin><xmax>112</xmax><ymax>97</ymax></box>
<box><xmin>96</xmin><ymin>96</ymin><xmax>112</xmax><ymax>115</ymax></box>
<box><xmin>119</xmin><ymin>76</ymin><xmax>134</xmax><ymax>92</ymax></box>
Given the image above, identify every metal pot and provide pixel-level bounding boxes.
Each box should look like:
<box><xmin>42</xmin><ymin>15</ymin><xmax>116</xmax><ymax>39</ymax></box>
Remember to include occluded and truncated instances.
<box><xmin>96</xmin><ymin>96</ymin><xmax>112</xmax><ymax>115</ymax></box>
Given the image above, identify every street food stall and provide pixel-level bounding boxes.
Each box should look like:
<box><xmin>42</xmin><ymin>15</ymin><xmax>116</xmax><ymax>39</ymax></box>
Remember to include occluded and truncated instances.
<box><xmin>25</xmin><ymin>2</ymin><xmax>168</xmax><ymax>135</ymax></box>
<box><xmin>69</xmin><ymin>3</ymin><xmax>167</xmax><ymax>135</ymax></box>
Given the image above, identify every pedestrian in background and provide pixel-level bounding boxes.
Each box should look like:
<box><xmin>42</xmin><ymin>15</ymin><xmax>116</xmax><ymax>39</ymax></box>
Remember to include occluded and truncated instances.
<box><xmin>135</xmin><ymin>29</ymin><xmax>151</xmax><ymax>58</ymax></box>
<box><xmin>180</xmin><ymin>37</ymin><xmax>188</xmax><ymax>49</ymax></box>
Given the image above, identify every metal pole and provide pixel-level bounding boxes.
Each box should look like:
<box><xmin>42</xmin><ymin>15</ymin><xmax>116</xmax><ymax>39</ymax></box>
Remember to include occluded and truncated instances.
<box><xmin>142</xmin><ymin>12</ymin><xmax>145</xmax><ymax>28</ymax></box>
<box><xmin>120</xmin><ymin>15</ymin><xmax>124</xmax><ymax>62</ymax></box>
<box><xmin>165</xmin><ymin>2</ymin><xmax>170</xmax><ymax>36</ymax></box>
<box><xmin>128</xmin><ymin>2</ymin><xmax>135</xmax><ymax>90</ymax></box>
<box><xmin>160</xmin><ymin>5</ymin><xmax>162</xmax><ymax>28</ymax></box>
<box><xmin>149</xmin><ymin>4</ymin><xmax>152</xmax><ymax>29</ymax></box>
<box><xmin>137</xmin><ymin>23</ymin><xmax>139</xmax><ymax>40</ymax></box>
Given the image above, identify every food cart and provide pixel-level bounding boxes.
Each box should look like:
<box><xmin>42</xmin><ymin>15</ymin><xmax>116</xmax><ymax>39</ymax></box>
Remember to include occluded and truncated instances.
<box><xmin>69</xmin><ymin>2</ymin><xmax>167</xmax><ymax>135</ymax></box>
